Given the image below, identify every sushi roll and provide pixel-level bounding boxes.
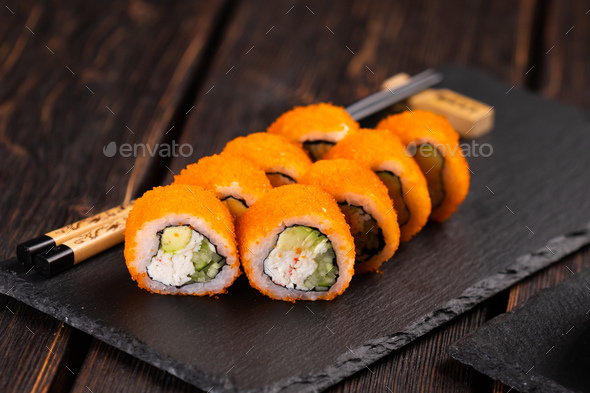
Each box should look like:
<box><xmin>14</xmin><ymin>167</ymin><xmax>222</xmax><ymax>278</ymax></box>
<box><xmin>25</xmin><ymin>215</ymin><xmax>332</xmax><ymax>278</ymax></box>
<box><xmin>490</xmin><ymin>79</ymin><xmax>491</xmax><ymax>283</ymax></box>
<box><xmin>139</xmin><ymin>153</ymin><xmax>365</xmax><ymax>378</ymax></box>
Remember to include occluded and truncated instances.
<box><xmin>124</xmin><ymin>184</ymin><xmax>240</xmax><ymax>296</ymax></box>
<box><xmin>267</xmin><ymin>103</ymin><xmax>359</xmax><ymax>161</ymax></box>
<box><xmin>324</xmin><ymin>129</ymin><xmax>431</xmax><ymax>242</ymax></box>
<box><xmin>237</xmin><ymin>184</ymin><xmax>355</xmax><ymax>301</ymax></box>
<box><xmin>222</xmin><ymin>132</ymin><xmax>312</xmax><ymax>187</ymax></box>
<box><xmin>299</xmin><ymin>159</ymin><xmax>400</xmax><ymax>273</ymax></box>
<box><xmin>172</xmin><ymin>153</ymin><xmax>271</xmax><ymax>218</ymax></box>
<box><xmin>377</xmin><ymin>110</ymin><xmax>470</xmax><ymax>222</ymax></box>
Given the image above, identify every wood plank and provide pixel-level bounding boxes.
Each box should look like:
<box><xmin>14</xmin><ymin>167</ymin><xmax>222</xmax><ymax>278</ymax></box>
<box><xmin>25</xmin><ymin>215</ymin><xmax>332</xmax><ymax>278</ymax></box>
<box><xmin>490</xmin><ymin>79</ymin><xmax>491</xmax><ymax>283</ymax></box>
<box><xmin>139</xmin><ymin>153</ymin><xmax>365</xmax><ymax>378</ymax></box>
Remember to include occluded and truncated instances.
<box><xmin>326</xmin><ymin>297</ymin><xmax>505</xmax><ymax>393</ymax></box>
<box><xmin>538</xmin><ymin>0</ymin><xmax>590</xmax><ymax>109</ymax></box>
<box><xmin>71</xmin><ymin>339</ymin><xmax>200</xmax><ymax>393</ymax></box>
<box><xmin>0</xmin><ymin>0</ymin><xmax>228</xmax><ymax>391</ymax></box>
<box><xmin>0</xmin><ymin>296</ymin><xmax>79</xmax><ymax>393</ymax></box>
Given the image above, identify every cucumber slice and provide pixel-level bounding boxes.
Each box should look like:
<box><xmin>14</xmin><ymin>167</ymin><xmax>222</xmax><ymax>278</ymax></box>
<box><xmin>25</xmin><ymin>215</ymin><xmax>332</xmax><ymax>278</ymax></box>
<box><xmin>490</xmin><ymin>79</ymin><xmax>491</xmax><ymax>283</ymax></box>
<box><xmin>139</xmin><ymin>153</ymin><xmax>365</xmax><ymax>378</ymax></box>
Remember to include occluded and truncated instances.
<box><xmin>276</xmin><ymin>226</ymin><xmax>315</xmax><ymax>250</ymax></box>
<box><xmin>303</xmin><ymin>246</ymin><xmax>337</xmax><ymax>289</ymax></box>
<box><xmin>222</xmin><ymin>196</ymin><xmax>249</xmax><ymax>218</ymax></box>
<box><xmin>376</xmin><ymin>171</ymin><xmax>411</xmax><ymax>226</ymax></box>
<box><xmin>206</xmin><ymin>263</ymin><xmax>221</xmax><ymax>278</ymax></box>
<box><xmin>414</xmin><ymin>144</ymin><xmax>446</xmax><ymax>209</ymax></box>
<box><xmin>191</xmin><ymin>253</ymin><xmax>209</xmax><ymax>271</ymax></box>
<box><xmin>302</xmin><ymin>140</ymin><xmax>336</xmax><ymax>161</ymax></box>
<box><xmin>160</xmin><ymin>226</ymin><xmax>192</xmax><ymax>253</ymax></box>
<box><xmin>317</xmin><ymin>271</ymin><xmax>337</xmax><ymax>287</ymax></box>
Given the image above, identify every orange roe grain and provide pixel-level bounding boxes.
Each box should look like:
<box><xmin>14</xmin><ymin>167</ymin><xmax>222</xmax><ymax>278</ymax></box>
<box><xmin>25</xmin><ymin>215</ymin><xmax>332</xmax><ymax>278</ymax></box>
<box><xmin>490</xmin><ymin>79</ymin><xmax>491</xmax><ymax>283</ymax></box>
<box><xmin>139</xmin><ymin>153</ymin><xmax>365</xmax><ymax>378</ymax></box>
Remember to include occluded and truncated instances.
<box><xmin>222</xmin><ymin>132</ymin><xmax>311</xmax><ymax>183</ymax></box>
<box><xmin>267</xmin><ymin>103</ymin><xmax>359</xmax><ymax>144</ymax></box>
<box><xmin>172</xmin><ymin>153</ymin><xmax>271</xmax><ymax>207</ymax></box>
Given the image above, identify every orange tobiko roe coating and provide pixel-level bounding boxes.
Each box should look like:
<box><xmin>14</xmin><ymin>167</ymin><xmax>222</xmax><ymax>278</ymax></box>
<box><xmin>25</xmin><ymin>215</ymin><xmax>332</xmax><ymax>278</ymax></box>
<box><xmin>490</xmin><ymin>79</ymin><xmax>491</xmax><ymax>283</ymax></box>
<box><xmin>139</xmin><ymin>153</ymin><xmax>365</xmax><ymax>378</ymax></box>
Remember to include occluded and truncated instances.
<box><xmin>222</xmin><ymin>132</ymin><xmax>312</xmax><ymax>181</ymax></box>
<box><xmin>124</xmin><ymin>184</ymin><xmax>238</xmax><ymax>295</ymax></box>
<box><xmin>376</xmin><ymin>110</ymin><xmax>470</xmax><ymax>222</ymax></box>
<box><xmin>172</xmin><ymin>153</ymin><xmax>271</xmax><ymax>205</ymax></box>
<box><xmin>236</xmin><ymin>184</ymin><xmax>355</xmax><ymax>301</ymax></box>
<box><xmin>299</xmin><ymin>159</ymin><xmax>400</xmax><ymax>273</ymax></box>
<box><xmin>267</xmin><ymin>103</ymin><xmax>359</xmax><ymax>143</ymax></box>
<box><xmin>323</xmin><ymin>129</ymin><xmax>431</xmax><ymax>242</ymax></box>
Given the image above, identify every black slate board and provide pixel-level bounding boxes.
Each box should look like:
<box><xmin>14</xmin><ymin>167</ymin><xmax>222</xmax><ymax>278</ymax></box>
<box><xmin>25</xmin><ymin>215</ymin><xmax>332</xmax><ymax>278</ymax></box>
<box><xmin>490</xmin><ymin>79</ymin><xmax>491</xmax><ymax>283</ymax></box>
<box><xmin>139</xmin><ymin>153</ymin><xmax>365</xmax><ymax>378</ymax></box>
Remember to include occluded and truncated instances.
<box><xmin>449</xmin><ymin>267</ymin><xmax>590</xmax><ymax>393</ymax></box>
<box><xmin>2</xmin><ymin>65</ymin><xmax>590</xmax><ymax>393</ymax></box>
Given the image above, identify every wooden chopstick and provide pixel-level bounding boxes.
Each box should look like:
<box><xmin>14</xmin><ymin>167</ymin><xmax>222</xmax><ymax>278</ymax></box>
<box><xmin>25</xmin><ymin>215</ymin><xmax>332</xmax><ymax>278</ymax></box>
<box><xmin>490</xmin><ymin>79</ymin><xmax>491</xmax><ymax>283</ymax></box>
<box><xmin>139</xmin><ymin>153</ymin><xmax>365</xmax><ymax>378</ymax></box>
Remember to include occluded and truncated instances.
<box><xmin>16</xmin><ymin>201</ymin><xmax>133</xmax><ymax>267</ymax></box>
<box><xmin>33</xmin><ymin>214</ymin><xmax>127</xmax><ymax>277</ymax></box>
<box><xmin>345</xmin><ymin>68</ymin><xmax>443</xmax><ymax>120</ymax></box>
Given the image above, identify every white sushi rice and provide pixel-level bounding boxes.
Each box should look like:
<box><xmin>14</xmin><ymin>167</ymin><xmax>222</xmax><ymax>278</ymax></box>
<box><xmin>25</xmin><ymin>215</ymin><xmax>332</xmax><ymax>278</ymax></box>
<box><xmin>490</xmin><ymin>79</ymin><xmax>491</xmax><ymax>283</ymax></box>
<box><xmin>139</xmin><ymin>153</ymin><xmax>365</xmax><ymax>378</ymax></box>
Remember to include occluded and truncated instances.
<box><xmin>130</xmin><ymin>213</ymin><xmax>239</xmax><ymax>295</ymax></box>
<box><xmin>299</xmin><ymin>123</ymin><xmax>350</xmax><ymax>143</ymax></box>
<box><xmin>146</xmin><ymin>229</ymin><xmax>202</xmax><ymax>287</ymax></box>
<box><xmin>216</xmin><ymin>181</ymin><xmax>258</xmax><ymax>207</ymax></box>
<box><xmin>263</xmin><ymin>238</ymin><xmax>329</xmax><ymax>290</ymax></box>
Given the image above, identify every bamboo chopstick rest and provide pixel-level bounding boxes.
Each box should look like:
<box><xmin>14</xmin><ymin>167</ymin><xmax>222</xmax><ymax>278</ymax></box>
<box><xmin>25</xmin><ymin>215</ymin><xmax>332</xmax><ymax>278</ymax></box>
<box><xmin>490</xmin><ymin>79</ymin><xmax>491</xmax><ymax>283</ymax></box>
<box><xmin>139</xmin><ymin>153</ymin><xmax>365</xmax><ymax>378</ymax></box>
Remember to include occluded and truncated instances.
<box><xmin>381</xmin><ymin>73</ymin><xmax>495</xmax><ymax>139</ymax></box>
<box><xmin>16</xmin><ymin>201</ymin><xmax>133</xmax><ymax>267</ymax></box>
<box><xmin>33</xmin><ymin>214</ymin><xmax>127</xmax><ymax>277</ymax></box>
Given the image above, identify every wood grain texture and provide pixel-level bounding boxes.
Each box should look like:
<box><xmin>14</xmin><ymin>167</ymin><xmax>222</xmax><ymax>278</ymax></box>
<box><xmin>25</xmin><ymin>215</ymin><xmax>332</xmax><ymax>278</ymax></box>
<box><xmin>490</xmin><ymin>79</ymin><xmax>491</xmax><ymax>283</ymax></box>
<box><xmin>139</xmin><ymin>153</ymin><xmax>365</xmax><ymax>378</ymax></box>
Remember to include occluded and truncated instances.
<box><xmin>326</xmin><ymin>297</ymin><xmax>505</xmax><ymax>393</ymax></box>
<box><xmin>0</xmin><ymin>0</ymin><xmax>227</xmax><ymax>391</ymax></box>
<box><xmin>0</xmin><ymin>296</ymin><xmax>72</xmax><ymax>393</ymax></box>
<box><xmin>538</xmin><ymin>0</ymin><xmax>590</xmax><ymax>109</ymax></box>
<box><xmin>71</xmin><ymin>339</ymin><xmax>200</xmax><ymax>393</ymax></box>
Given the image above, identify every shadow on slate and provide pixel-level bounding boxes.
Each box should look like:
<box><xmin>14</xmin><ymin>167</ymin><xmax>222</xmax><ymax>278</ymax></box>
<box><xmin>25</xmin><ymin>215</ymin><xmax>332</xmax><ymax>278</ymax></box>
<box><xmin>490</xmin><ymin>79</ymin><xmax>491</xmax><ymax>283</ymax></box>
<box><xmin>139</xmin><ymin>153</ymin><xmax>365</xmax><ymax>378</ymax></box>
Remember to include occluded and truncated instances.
<box><xmin>2</xmin><ymin>65</ymin><xmax>590</xmax><ymax>393</ymax></box>
<box><xmin>449</xmin><ymin>267</ymin><xmax>590</xmax><ymax>393</ymax></box>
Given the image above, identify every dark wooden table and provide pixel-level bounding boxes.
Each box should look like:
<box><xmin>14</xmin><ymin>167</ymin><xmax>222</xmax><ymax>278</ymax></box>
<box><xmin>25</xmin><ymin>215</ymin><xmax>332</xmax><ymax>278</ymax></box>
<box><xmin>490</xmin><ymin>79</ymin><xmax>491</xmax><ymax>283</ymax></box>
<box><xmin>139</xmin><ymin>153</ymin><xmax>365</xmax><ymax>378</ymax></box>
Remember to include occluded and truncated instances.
<box><xmin>1</xmin><ymin>0</ymin><xmax>589</xmax><ymax>392</ymax></box>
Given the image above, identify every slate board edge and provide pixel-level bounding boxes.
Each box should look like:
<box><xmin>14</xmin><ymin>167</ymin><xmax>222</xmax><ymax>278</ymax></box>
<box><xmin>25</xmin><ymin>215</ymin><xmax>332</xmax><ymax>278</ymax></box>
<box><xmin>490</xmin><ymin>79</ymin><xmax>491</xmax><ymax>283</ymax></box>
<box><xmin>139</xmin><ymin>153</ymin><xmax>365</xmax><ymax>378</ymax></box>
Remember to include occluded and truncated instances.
<box><xmin>447</xmin><ymin>270</ymin><xmax>590</xmax><ymax>393</ymax></box>
<box><xmin>1</xmin><ymin>222</ymin><xmax>588</xmax><ymax>393</ymax></box>
<box><xmin>448</xmin><ymin>320</ymin><xmax>578</xmax><ymax>393</ymax></box>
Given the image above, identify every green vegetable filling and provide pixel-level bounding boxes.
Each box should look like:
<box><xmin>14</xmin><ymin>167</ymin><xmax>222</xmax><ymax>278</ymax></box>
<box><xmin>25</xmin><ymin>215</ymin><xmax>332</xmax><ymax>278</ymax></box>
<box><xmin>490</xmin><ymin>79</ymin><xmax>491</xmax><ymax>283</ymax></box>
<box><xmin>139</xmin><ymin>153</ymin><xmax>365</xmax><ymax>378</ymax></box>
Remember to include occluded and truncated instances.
<box><xmin>153</xmin><ymin>225</ymin><xmax>226</xmax><ymax>285</ymax></box>
<box><xmin>189</xmin><ymin>237</ymin><xmax>226</xmax><ymax>283</ymax></box>
<box><xmin>264</xmin><ymin>226</ymin><xmax>338</xmax><ymax>291</ymax></box>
